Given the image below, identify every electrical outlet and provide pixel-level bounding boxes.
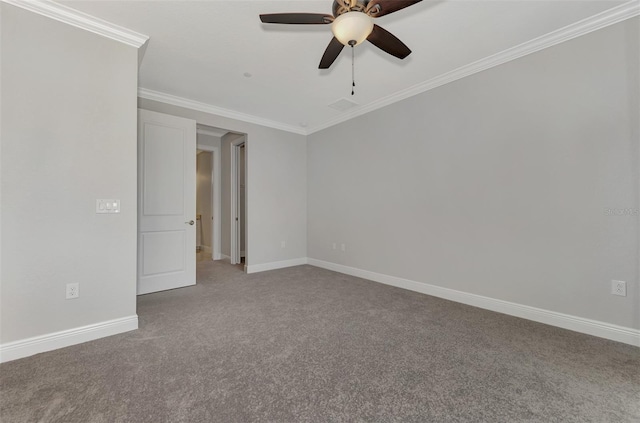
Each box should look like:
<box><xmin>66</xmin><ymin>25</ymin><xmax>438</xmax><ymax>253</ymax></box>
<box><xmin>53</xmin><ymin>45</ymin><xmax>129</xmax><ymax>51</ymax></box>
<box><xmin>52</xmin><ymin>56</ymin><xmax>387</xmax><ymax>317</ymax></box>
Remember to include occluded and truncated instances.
<box><xmin>332</xmin><ymin>243</ymin><xmax>337</xmax><ymax>250</ymax></box>
<box><xmin>66</xmin><ymin>283</ymin><xmax>79</xmax><ymax>299</ymax></box>
<box><xmin>280</xmin><ymin>241</ymin><xmax>286</xmax><ymax>248</ymax></box>
<box><xmin>611</xmin><ymin>280</ymin><xmax>626</xmax><ymax>297</ymax></box>
<box><xmin>341</xmin><ymin>243</ymin><xmax>346</xmax><ymax>252</ymax></box>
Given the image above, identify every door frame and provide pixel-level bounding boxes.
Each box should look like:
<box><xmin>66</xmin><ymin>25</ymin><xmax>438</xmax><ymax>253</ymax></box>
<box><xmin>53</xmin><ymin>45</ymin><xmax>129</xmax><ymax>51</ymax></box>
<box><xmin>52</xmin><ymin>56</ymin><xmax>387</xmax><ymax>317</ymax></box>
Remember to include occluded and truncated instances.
<box><xmin>230</xmin><ymin>137</ymin><xmax>246</xmax><ymax>266</ymax></box>
<box><xmin>195</xmin><ymin>144</ymin><xmax>221</xmax><ymax>260</ymax></box>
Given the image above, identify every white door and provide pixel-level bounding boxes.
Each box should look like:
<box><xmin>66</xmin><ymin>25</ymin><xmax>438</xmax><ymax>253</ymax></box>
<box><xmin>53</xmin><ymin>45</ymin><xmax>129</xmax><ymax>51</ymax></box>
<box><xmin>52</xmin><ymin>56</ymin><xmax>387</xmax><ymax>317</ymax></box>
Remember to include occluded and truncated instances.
<box><xmin>137</xmin><ymin>109</ymin><xmax>196</xmax><ymax>295</ymax></box>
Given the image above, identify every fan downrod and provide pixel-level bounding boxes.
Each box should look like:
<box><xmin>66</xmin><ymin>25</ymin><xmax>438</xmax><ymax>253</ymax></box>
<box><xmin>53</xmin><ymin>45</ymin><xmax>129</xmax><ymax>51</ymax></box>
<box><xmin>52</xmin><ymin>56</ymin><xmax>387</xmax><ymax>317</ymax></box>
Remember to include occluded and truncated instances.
<box><xmin>349</xmin><ymin>40</ymin><xmax>356</xmax><ymax>95</ymax></box>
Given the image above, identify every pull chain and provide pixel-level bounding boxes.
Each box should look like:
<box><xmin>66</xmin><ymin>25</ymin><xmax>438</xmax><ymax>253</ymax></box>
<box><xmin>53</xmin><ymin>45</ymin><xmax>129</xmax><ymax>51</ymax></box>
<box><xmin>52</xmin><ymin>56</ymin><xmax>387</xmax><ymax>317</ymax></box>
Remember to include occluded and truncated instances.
<box><xmin>350</xmin><ymin>41</ymin><xmax>356</xmax><ymax>96</ymax></box>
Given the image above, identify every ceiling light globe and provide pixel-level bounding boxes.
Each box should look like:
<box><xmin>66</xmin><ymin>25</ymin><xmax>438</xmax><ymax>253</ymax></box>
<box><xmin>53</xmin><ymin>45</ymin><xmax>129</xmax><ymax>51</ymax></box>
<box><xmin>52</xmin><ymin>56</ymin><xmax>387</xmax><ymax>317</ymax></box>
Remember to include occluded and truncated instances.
<box><xmin>331</xmin><ymin>12</ymin><xmax>374</xmax><ymax>46</ymax></box>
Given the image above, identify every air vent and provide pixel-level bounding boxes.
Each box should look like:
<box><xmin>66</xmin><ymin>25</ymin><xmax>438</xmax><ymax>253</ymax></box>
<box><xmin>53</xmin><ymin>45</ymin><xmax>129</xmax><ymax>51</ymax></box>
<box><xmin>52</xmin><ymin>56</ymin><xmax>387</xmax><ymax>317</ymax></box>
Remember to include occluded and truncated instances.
<box><xmin>328</xmin><ymin>98</ymin><xmax>359</xmax><ymax>112</ymax></box>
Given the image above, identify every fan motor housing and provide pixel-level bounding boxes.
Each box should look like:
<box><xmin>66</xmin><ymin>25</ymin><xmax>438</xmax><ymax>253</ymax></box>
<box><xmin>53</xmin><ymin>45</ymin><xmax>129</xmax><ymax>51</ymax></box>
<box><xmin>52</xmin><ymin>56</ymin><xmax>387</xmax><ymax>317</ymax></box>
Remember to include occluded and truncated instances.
<box><xmin>332</xmin><ymin>0</ymin><xmax>370</xmax><ymax>17</ymax></box>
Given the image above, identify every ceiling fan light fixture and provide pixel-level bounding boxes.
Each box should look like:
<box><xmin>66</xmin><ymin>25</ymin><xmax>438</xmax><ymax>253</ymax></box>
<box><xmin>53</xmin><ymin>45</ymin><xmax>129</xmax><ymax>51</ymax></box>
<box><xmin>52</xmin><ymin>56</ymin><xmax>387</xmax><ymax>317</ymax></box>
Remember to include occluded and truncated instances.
<box><xmin>331</xmin><ymin>11</ymin><xmax>373</xmax><ymax>46</ymax></box>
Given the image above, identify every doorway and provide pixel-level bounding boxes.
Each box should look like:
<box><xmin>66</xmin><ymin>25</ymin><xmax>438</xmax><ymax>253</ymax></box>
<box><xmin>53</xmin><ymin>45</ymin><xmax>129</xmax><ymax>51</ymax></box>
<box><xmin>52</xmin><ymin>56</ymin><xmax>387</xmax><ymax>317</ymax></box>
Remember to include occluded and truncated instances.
<box><xmin>196</xmin><ymin>126</ymin><xmax>223</xmax><ymax>262</ymax></box>
<box><xmin>231</xmin><ymin>138</ymin><xmax>246</xmax><ymax>268</ymax></box>
<box><xmin>196</xmin><ymin>150</ymin><xmax>213</xmax><ymax>261</ymax></box>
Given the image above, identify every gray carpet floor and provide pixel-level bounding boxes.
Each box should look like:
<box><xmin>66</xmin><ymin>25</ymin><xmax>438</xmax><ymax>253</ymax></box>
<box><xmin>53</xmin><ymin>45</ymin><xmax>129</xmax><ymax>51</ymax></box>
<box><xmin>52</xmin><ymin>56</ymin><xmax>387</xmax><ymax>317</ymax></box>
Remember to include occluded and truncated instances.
<box><xmin>1</xmin><ymin>261</ymin><xmax>639</xmax><ymax>422</ymax></box>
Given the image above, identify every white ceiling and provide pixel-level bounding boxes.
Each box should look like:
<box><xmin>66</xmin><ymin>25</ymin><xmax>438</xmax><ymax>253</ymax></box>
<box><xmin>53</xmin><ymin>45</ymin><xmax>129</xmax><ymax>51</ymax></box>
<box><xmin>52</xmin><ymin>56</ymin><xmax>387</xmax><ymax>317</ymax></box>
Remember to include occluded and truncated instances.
<box><xmin>59</xmin><ymin>0</ymin><xmax>630</xmax><ymax>133</ymax></box>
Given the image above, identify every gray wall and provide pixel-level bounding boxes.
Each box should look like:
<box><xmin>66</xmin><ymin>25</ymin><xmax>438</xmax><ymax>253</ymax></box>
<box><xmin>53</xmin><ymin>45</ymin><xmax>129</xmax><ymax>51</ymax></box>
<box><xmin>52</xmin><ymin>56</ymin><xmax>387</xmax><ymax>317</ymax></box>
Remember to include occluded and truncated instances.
<box><xmin>139</xmin><ymin>99</ymin><xmax>308</xmax><ymax>267</ymax></box>
<box><xmin>308</xmin><ymin>18</ymin><xmax>639</xmax><ymax>329</ymax></box>
<box><xmin>1</xmin><ymin>5</ymin><xmax>139</xmax><ymax>342</ymax></box>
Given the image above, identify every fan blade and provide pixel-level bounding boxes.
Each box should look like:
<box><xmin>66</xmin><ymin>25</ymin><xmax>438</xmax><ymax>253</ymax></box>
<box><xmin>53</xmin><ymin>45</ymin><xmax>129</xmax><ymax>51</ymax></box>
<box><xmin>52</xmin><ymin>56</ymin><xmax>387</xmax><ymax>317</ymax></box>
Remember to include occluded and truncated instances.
<box><xmin>367</xmin><ymin>25</ymin><xmax>411</xmax><ymax>59</ymax></box>
<box><xmin>260</xmin><ymin>13</ymin><xmax>333</xmax><ymax>25</ymax></box>
<box><xmin>366</xmin><ymin>0</ymin><xmax>422</xmax><ymax>18</ymax></box>
<box><xmin>319</xmin><ymin>37</ymin><xmax>345</xmax><ymax>69</ymax></box>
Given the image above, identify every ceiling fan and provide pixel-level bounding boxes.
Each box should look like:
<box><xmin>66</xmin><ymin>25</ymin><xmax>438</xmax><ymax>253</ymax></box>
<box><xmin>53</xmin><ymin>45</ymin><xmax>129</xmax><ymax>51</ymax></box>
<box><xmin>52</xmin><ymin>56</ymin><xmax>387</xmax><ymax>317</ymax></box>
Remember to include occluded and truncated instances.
<box><xmin>260</xmin><ymin>0</ymin><xmax>422</xmax><ymax>69</ymax></box>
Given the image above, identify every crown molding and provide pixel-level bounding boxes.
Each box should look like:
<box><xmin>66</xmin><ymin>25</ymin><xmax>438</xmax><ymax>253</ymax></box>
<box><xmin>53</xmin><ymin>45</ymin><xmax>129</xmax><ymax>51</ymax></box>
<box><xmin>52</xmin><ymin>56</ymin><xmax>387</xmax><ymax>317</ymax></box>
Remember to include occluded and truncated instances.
<box><xmin>138</xmin><ymin>88</ymin><xmax>308</xmax><ymax>136</ymax></box>
<box><xmin>307</xmin><ymin>0</ymin><xmax>640</xmax><ymax>134</ymax></box>
<box><xmin>2</xmin><ymin>0</ymin><xmax>149</xmax><ymax>48</ymax></box>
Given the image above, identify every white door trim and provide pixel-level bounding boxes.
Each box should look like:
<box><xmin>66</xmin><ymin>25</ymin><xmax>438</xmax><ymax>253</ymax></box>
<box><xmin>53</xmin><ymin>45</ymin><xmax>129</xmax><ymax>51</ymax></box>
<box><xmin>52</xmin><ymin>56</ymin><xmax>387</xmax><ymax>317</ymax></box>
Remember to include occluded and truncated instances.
<box><xmin>196</xmin><ymin>144</ymin><xmax>222</xmax><ymax>260</ymax></box>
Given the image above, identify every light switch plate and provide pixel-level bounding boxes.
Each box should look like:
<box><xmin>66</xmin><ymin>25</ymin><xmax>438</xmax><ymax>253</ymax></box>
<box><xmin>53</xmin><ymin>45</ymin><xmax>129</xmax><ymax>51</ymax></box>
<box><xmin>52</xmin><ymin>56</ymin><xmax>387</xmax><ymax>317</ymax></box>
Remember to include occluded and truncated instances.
<box><xmin>96</xmin><ymin>199</ymin><xmax>120</xmax><ymax>214</ymax></box>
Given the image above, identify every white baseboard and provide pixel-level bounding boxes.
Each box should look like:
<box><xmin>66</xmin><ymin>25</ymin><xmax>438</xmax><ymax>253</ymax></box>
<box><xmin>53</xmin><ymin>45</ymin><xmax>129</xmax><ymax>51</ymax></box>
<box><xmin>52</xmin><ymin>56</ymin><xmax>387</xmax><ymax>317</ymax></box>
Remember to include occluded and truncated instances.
<box><xmin>202</xmin><ymin>246</ymin><xmax>213</xmax><ymax>254</ymax></box>
<box><xmin>246</xmin><ymin>257</ymin><xmax>308</xmax><ymax>274</ymax></box>
<box><xmin>0</xmin><ymin>315</ymin><xmax>139</xmax><ymax>363</ymax></box>
<box><xmin>213</xmin><ymin>253</ymin><xmax>222</xmax><ymax>260</ymax></box>
<box><xmin>220</xmin><ymin>254</ymin><xmax>231</xmax><ymax>261</ymax></box>
<box><xmin>307</xmin><ymin>258</ymin><xmax>640</xmax><ymax>347</ymax></box>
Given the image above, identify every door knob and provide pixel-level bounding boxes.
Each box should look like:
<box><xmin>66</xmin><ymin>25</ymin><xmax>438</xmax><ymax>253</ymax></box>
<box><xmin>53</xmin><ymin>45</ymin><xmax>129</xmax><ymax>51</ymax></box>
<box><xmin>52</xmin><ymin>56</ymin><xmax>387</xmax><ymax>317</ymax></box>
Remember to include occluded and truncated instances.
<box><xmin>186</xmin><ymin>220</ymin><xmax>194</xmax><ymax>225</ymax></box>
